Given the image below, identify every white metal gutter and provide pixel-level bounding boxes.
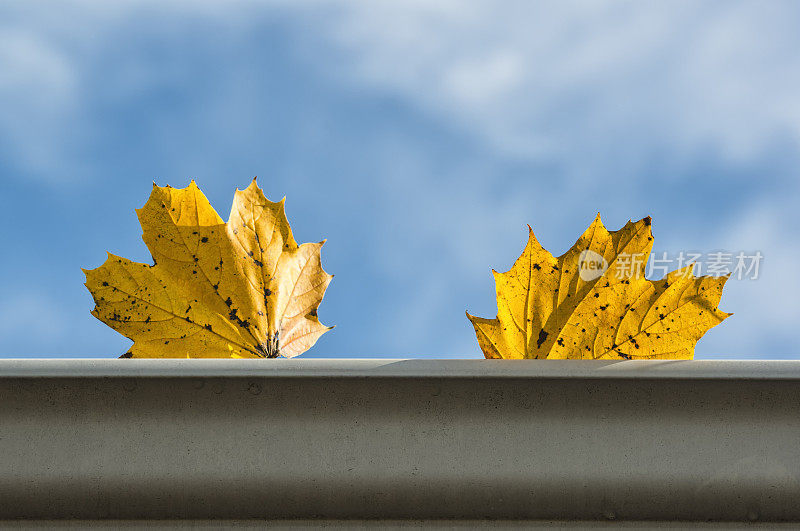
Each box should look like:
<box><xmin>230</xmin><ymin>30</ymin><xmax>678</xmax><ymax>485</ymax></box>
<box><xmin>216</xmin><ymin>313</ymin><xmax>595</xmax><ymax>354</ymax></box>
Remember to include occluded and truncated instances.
<box><xmin>0</xmin><ymin>359</ymin><xmax>797</xmax><ymax>525</ymax></box>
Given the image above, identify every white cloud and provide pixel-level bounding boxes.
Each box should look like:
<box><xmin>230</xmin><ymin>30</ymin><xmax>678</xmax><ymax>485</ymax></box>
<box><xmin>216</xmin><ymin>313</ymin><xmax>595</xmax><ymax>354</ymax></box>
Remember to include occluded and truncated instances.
<box><xmin>317</xmin><ymin>1</ymin><xmax>800</xmax><ymax>164</ymax></box>
<box><xmin>6</xmin><ymin>1</ymin><xmax>800</xmax><ymax>177</ymax></box>
<box><xmin>0</xmin><ymin>29</ymin><xmax>75</xmax><ymax>96</ymax></box>
<box><xmin>0</xmin><ymin>27</ymin><xmax>81</xmax><ymax>179</ymax></box>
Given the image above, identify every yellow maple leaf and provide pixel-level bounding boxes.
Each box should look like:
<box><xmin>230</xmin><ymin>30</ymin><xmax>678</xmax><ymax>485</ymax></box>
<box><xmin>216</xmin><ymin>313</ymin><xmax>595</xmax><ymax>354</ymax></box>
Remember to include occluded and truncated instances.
<box><xmin>467</xmin><ymin>215</ymin><xmax>730</xmax><ymax>360</ymax></box>
<box><xmin>84</xmin><ymin>179</ymin><xmax>333</xmax><ymax>358</ymax></box>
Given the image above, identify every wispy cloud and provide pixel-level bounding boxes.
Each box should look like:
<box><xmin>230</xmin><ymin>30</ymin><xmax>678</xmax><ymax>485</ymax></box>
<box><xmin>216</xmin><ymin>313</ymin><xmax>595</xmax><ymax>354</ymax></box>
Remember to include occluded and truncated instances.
<box><xmin>317</xmin><ymin>1</ymin><xmax>800</xmax><ymax>163</ymax></box>
<box><xmin>0</xmin><ymin>26</ymin><xmax>81</xmax><ymax>180</ymax></box>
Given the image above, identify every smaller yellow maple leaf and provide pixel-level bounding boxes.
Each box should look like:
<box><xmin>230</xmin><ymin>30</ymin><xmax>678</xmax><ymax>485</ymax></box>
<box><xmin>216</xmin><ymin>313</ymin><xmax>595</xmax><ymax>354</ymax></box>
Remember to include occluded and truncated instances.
<box><xmin>83</xmin><ymin>179</ymin><xmax>332</xmax><ymax>358</ymax></box>
<box><xmin>467</xmin><ymin>215</ymin><xmax>731</xmax><ymax>360</ymax></box>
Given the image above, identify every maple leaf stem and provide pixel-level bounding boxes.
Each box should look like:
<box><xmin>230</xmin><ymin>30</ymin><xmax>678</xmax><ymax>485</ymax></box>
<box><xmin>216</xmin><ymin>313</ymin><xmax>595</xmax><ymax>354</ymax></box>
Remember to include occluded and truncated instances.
<box><xmin>255</xmin><ymin>333</ymin><xmax>280</xmax><ymax>358</ymax></box>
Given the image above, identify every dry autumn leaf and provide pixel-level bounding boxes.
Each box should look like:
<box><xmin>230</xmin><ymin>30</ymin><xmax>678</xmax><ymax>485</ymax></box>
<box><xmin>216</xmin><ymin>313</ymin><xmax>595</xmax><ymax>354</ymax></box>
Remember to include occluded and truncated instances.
<box><xmin>467</xmin><ymin>215</ymin><xmax>730</xmax><ymax>360</ymax></box>
<box><xmin>84</xmin><ymin>179</ymin><xmax>332</xmax><ymax>358</ymax></box>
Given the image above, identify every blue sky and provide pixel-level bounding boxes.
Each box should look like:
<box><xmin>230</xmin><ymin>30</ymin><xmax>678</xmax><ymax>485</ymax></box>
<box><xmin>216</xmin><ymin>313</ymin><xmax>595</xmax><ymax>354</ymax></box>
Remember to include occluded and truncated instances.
<box><xmin>1</xmin><ymin>1</ymin><xmax>798</xmax><ymax>358</ymax></box>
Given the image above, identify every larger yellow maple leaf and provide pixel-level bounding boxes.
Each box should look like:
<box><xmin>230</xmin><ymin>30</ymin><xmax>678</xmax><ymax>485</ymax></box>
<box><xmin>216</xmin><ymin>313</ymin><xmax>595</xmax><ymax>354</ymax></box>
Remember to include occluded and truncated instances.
<box><xmin>467</xmin><ymin>215</ymin><xmax>730</xmax><ymax>359</ymax></box>
<box><xmin>84</xmin><ymin>179</ymin><xmax>332</xmax><ymax>358</ymax></box>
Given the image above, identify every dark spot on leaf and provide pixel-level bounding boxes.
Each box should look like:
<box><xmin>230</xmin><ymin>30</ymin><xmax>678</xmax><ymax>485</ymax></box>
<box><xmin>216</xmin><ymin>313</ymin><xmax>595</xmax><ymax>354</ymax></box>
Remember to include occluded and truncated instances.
<box><xmin>533</xmin><ymin>264</ymin><xmax>541</xmax><ymax>270</ymax></box>
<box><xmin>536</xmin><ymin>330</ymin><xmax>548</xmax><ymax>349</ymax></box>
<box><xmin>120</xmin><ymin>352</ymin><xmax>133</xmax><ymax>359</ymax></box>
<box><xmin>102</xmin><ymin>282</ymin><xmax>108</xmax><ymax>286</ymax></box>
<box><xmin>201</xmin><ymin>236</ymin><xmax>208</xmax><ymax>243</ymax></box>
<box><xmin>204</xmin><ymin>324</ymin><xmax>213</xmax><ymax>331</ymax></box>
<box><xmin>556</xmin><ymin>338</ymin><xmax>564</xmax><ymax>347</ymax></box>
